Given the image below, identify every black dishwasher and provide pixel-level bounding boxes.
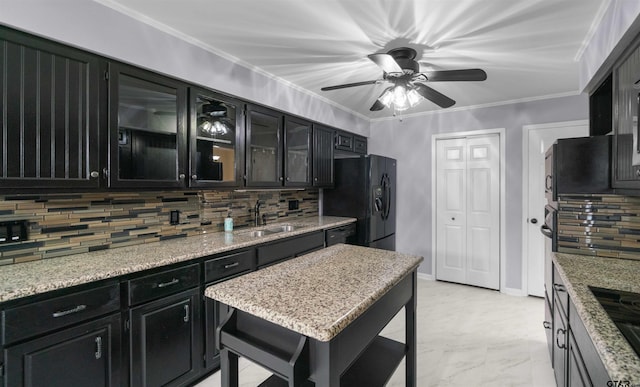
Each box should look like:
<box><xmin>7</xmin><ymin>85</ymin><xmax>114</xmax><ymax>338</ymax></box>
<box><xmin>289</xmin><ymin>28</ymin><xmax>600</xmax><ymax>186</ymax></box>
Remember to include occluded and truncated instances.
<box><xmin>325</xmin><ymin>223</ymin><xmax>356</xmax><ymax>246</ymax></box>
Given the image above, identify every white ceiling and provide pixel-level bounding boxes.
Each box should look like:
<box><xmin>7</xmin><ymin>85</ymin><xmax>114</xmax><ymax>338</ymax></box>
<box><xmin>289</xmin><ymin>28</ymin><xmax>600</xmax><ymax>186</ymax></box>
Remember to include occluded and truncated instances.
<box><xmin>97</xmin><ymin>0</ymin><xmax>608</xmax><ymax>119</ymax></box>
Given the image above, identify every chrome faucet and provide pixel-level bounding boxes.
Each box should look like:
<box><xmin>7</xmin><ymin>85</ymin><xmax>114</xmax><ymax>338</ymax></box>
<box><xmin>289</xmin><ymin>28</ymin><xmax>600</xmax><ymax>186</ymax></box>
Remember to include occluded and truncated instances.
<box><xmin>254</xmin><ymin>200</ymin><xmax>262</xmax><ymax>227</ymax></box>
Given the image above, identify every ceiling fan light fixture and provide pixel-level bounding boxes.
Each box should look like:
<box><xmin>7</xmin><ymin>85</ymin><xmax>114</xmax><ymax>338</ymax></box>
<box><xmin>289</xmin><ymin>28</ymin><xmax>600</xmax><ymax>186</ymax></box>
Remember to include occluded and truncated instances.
<box><xmin>392</xmin><ymin>85</ymin><xmax>409</xmax><ymax>110</ymax></box>
<box><xmin>378</xmin><ymin>88</ymin><xmax>394</xmax><ymax>108</ymax></box>
<box><xmin>406</xmin><ymin>88</ymin><xmax>422</xmax><ymax>107</ymax></box>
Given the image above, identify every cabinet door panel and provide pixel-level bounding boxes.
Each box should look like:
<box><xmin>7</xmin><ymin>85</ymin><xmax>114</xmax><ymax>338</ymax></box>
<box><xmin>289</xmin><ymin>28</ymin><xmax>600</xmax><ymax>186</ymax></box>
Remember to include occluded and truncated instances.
<box><xmin>189</xmin><ymin>88</ymin><xmax>244</xmax><ymax>187</ymax></box>
<box><xmin>109</xmin><ymin>63</ymin><xmax>187</xmax><ymax>189</ymax></box>
<box><xmin>130</xmin><ymin>288</ymin><xmax>200</xmax><ymax>387</ymax></box>
<box><xmin>246</xmin><ymin>105</ymin><xmax>282</xmax><ymax>187</ymax></box>
<box><xmin>0</xmin><ymin>27</ymin><xmax>101</xmax><ymax>189</ymax></box>
<box><xmin>5</xmin><ymin>313</ymin><xmax>121</xmax><ymax>387</ymax></box>
<box><xmin>313</xmin><ymin>125</ymin><xmax>334</xmax><ymax>187</ymax></box>
<box><xmin>284</xmin><ymin>116</ymin><xmax>311</xmax><ymax>187</ymax></box>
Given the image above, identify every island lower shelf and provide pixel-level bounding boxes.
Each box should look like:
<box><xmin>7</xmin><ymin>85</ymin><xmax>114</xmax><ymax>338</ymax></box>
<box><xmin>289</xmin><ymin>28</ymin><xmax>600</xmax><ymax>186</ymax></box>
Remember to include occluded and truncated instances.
<box><xmin>256</xmin><ymin>336</ymin><xmax>406</xmax><ymax>387</ymax></box>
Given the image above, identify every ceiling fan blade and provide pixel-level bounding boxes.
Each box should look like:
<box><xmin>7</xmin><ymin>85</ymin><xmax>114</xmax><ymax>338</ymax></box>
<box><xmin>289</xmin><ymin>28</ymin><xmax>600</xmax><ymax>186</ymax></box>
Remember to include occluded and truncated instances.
<box><xmin>370</xmin><ymin>87</ymin><xmax>393</xmax><ymax>111</ymax></box>
<box><xmin>368</xmin><ymin>54</ymin><xmax>403</xmax><ymax>74</ymax></box>
<box><xmin>414</xmin><ymin>83</ymin><xmax>456</xmax><ymax>108</ymax></box>
<box><xmin>370</xmin><ymin>100</ymin><xmax>385</xmax><ymax>111</ymax></box>
<box><xmin>321</xmin><ymin>80</ymin><xmax>380</xmax><ymax>91</ymax></box>
<box><xmin>424</xmin><ymin>69</ymin><xmax>487</xmax><ymax>82</ymax></box>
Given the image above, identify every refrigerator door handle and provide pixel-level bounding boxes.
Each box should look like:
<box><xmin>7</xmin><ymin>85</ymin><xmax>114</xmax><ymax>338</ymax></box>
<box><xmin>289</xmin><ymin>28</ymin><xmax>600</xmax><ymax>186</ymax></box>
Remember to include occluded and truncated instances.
<box><xmin>382</xmin><ymin>173</ymin><xmax>391</xmax><ymax>220</ymax></box>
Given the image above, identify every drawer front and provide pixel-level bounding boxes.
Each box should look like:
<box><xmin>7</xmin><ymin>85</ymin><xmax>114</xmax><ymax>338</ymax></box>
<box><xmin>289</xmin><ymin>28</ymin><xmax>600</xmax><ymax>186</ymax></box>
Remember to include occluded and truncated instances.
<box><xmin>2</xmin><ymin>283</ymin><xmax>120</xmax><ymax>345</ymax></box>
<box><xmin>354</xmin><ymin>137</ymin><xmax>367</xmax><ymax>154</ymax></box>
<box><xmin>257</xmin><ymin>231</ymin><xmax>325</xmax><ymax>267</ymax></box>
<box><xmin>205</xmin><ymin>249</ymin><xmax>254</xmax><ymax>284</ymax></box>
<box><xmin>128</xmin><ymin>263</ymin><xmax>200</xmax><ymax>306</ymax></box>
<box><xmin>552</xmin><ymin>264</ymin><xmax>569</xmax><ymax>315</ymax></box>
<box><xmin>335</xmin><ymin>133</ymin><xmax>353</xmax><ymax>151</ymax></box>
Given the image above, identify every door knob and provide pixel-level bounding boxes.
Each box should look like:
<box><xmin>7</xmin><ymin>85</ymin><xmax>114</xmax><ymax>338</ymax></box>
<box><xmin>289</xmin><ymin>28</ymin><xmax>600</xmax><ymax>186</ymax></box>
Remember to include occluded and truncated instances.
<box><xmin>530</xmin><ymin>218</ymin><xmax>538</xmax><ymax>224</ymax></box>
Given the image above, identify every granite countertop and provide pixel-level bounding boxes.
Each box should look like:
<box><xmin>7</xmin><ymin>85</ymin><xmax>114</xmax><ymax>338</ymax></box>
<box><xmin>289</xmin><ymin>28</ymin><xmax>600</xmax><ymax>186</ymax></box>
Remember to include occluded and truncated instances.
<box><xmin>0</xmin><ymin>216</ymin><xmax>356</xmax><ymax>303</ymax></box>
<box><xmin>204</xmin><ymin>243</ymin><xmax>423</xmax><ymax>342</ymax></box>
<box><xmin>553</xmin><ymin>253</ymin><xmax>640</xmax><ymax>382</ymax></box>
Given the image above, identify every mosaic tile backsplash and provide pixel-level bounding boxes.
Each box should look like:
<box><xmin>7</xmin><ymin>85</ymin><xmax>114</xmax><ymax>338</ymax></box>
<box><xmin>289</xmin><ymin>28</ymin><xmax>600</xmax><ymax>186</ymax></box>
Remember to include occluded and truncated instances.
<box><xmin>0</xmin><ymin>189</ymin><xmax>318</xmax><ymax>265</ymax></box>
<box><xmin>557</xmin><ymin>194</ymin><xmax>640</xmax><ymax>260</ymax></box>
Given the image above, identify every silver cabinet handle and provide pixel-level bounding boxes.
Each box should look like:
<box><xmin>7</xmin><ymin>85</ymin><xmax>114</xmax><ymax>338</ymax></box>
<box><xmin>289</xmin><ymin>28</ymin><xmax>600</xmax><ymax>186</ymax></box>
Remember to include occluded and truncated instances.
<box><xmin>556</xmin><ymin>328</ymin><xmax>566</xmax><ymax>349</ymax></box>
<box><xmin>224</xmin><ymin>262</ymin><xmax>240</xmax><ymax>269</ymax></box>
<box><xmin>543</xmin><ymin>321</ymin><xmax>551</xmax><ymax>329</ymax></box>
<box><xmin>179</xmin><ymin>173</ymin><xmax>186</xmax><ymax>180</ymax></box>
<box><xmin>90</xmin><ymin>171</ymin><xmax>99</xmax><ymax>178</ymax></box>
<box><xmin>183</xmin><ymin>304</ymin><xmax>189</xmax><ymax>323</ymax></box>
<box><xmin>553</xmin><ymin>283</ymin><xmax>566</xmax><ymax>292</ymax></box>
<box><xmin>157</xmin><ymin>278</ymin><xmax>179</xmax><ymax>288</ymax></box>
<box><xmin>191</xmin><ymin>175</ymin><xmax>198</xmax><ymax>180</ymax></box>
<box><xmin>52</xmin><ymin>304</ymin><xmax>87</xmax><ymax>318</ymax></box>
<box><xmin>95</xmin><ymin>336</ymin><xmax>102</xmax><ymax>359</ymax></box>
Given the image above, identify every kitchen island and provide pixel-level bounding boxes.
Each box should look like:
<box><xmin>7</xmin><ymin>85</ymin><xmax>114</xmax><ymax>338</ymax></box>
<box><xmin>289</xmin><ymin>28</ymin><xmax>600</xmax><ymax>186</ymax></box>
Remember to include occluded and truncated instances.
<box><xmin>205</xmin><ymin>244</ymin><xmax>423</xmax><ymax>387</ymax></box>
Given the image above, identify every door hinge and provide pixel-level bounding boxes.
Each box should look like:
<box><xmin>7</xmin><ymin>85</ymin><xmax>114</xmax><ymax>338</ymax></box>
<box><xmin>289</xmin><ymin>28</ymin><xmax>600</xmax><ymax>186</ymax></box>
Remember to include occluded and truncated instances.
<box><xmin>104</xmin><ymin>70</ymin><xmax>109</xmax><ymax>81</ymax></box>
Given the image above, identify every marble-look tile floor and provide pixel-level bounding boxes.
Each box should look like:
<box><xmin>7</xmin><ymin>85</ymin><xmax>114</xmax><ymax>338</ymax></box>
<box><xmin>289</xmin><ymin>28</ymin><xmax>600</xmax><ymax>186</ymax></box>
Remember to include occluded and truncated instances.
<box><xmin>196</xmin><ymin>279</ymin><xmax>556</xmax><ymax>387</ymax></box>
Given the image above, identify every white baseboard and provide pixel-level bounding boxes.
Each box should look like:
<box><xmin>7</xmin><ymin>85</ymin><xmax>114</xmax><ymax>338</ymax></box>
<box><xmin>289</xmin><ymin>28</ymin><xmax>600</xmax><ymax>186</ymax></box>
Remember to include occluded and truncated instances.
<box><xmin>501</xmin><ymin>287</ymin><xmax>527</xmax><ymax>297</ymax></box>
<box><xmin>417</xmin><ymin>272</ymin><xmax>434</xmax><ymax>281</ymax></box>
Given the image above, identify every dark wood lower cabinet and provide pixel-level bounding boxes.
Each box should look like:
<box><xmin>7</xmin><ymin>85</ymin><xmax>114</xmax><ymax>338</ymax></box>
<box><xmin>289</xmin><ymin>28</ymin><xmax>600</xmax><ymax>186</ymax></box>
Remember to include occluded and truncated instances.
<box><xmin>4</xmin><ymin>313</ymin><xmax>121</xmax><ymax>387</ymax></box>
<box><xmin>129</xmin><ymin>288</ymin><xmax>201</xmax><ymax>387</ymax></box>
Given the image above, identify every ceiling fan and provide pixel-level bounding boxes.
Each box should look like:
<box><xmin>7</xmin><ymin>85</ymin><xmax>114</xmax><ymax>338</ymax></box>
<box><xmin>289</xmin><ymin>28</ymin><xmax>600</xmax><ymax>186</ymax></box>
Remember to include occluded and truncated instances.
<box><xmin>321</xmin><ymin>47</ymin><xmax>487</xmax><ymax>112</ymax></box>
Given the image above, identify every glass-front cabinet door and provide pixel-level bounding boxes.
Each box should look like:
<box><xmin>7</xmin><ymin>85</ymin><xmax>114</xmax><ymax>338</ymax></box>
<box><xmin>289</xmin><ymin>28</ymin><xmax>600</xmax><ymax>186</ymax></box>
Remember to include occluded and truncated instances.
<box><xmin>245</xmin><ymin>105</ymin><xmax>283</xmax><ymax>187</ymax></box>
<box><xmin>284</xmin><ymin>116</ymin><xmax>311</xmax><ymax>187</ymax></box>
<box><xmin>189</xmin><ymin>88</ymin><xmax>244</xmax><ymax>188</ymax></box>
<box><xmin>108</xmin><ymin>63</ymin><xmax>187</xmax><ymax>188</ymax></box>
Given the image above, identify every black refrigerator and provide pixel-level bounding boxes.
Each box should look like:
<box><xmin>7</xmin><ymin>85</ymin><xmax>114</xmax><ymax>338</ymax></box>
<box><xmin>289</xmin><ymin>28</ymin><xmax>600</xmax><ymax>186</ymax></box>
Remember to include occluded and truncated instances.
<box><xmin>323</xmin><ymin>155</ymin><xmax>396</xmax><ymax>251</ymax></box>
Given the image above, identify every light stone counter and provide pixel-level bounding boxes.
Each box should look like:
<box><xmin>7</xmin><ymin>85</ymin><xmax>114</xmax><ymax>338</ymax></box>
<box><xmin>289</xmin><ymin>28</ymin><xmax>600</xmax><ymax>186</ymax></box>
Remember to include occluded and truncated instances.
<box><xmin>205</xmin><ymin>244</ymin><xmax>423</xmax><ymax>342</ymax></box>
<box><xmin>554</xmin><ymin>253</ymin><xmax>640</xmax><ymax>383</ymax></box>
<box><xmin>0</xmin><ymin>216</ymin><xmax>356</xmax><ymax>303</ymax></box>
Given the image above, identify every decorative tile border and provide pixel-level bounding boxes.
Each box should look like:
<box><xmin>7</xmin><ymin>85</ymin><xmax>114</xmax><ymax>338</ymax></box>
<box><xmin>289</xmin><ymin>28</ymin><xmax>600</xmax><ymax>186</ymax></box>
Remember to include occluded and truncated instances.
<box><xmin>0</xmin><ymin>189</ymin><xmax>318</xmax><ymax>265</ymax></box>
<box><xmin>557</xmin><ymin>194</ymin><xmax>640</xmax><ymax>260</ymax></box>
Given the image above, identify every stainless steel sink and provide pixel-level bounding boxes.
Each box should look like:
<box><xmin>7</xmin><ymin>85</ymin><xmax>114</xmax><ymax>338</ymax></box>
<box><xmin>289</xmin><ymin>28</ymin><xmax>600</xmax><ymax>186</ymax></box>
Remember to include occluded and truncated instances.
<box><xmin>268</xmin><ymin>224</ymin><xmax>296</xmax><ymax>233</ymax></box>
<box><xmin>247</xmin><ymin>230</ymin><xmax>273</xmax><ymax>237</ymax></box>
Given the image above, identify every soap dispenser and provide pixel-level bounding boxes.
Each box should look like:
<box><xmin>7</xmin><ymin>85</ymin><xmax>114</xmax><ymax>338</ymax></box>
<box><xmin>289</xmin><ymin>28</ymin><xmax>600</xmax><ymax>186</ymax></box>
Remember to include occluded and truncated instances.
<box><xmin>224</xmin><ymin>212</ymin><xmax>233</xmax><ymax>232</ymax></box>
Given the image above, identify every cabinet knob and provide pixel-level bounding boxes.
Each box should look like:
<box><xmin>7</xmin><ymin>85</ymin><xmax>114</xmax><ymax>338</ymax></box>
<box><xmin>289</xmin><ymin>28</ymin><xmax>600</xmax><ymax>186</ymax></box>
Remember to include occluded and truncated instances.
<box><xmin>636</xmin><ymin>169</ymin><xmax>640</xmax><ymax>178</ymax></box>
<box><xmin>314</xmin><ymin>177</ymin><xmax>318</xmax><ymax>181</ymax></box>
<box><xmin>191</xmin><ymin>175</ymin><xmax>198</xmax><ymax>180</ymax></box>
<box><xmin>90</xmin><ymin>171</ymin><xmax>99</xmax><ymax>179</ymax></box>
<box><xmin>279</xmin><ymin>177</ymin><xmax>284</xmax><ymax>181</ymax></box>
<box><xmin>179</xmin><ymin>173</ymin><xmax>186</xmax><ymax>180</ymax></box>
<box><xmin>286</xmin><ymin>177</ymin><xmax>290</xmax><ymax>181</ymax></box>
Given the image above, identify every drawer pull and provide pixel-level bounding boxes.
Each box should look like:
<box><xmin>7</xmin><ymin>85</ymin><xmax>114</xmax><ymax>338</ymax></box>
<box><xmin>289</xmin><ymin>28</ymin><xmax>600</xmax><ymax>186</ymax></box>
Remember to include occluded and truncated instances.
<box><xmin>553</xmin><ymin>284</ymin><xmax>566</xmax><ymax>292</ymax></box>
<box><xmin>52</xmin><ymin>304</ymin><xmax>87</xmax><ymax>318</ymax></box>
<box><xmin>556</xmin><ymin>328</ymin><xmax>566</xmax><ymax>349</ymax></box>
<box><xmin>183</xmin><ymin>304</ymin><xmax>190</xmax><ymax>323</ymax></box>
<box><xmin>157</xmin><ymin>278</ymin><xmax>179</xmax><ymax>288</ymax></box>
<box><xmin>224</xmin><ymin>262</ymin><xmax>240</xmax><ymax>269</ymax></box>
<box><xmin>543</xmin><ymin>321</ymin><xmax>551</xmax><ymax>329</ymax></box>
<box><xmin>95</xmin><ymin>336</ymin><xmax>102</xmax><ymax>360</ymax></box>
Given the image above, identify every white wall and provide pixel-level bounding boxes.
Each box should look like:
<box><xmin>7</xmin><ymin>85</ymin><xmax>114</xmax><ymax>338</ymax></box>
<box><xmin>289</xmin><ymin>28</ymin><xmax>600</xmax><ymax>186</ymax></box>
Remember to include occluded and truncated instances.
<box><xmin>0</xmin><ymin>0</ymin><xmax>369</xmax><ymax>135</ymax></box>
<box><xmin>368</xmin><ymin>94</ymin><xmax>588</xmax><ymax>291</ymax></box>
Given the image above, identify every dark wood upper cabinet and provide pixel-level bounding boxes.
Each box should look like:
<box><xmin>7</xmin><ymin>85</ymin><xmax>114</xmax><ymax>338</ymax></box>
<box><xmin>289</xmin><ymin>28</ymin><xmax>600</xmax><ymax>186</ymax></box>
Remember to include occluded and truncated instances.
<box><xmin>313</xmin><ymin>124</ymin><xmax>334</xmax><ymax>187</ymax></box>
<box><xmin>284</xmin><ymin>116</ymin><xmax>312</xmax><ymax>187</ymax></box>
<box><xmin>613</xmin><ymin>34</ymin><xmax>640</xmax><ymax>189</ymax></box>
<box><xmin>108</xmin><ymin>63</ymin><xmax>188</xmax><ymax>189</ymax></box>
<box><xmin>0</xmin><ymin>27</ymin><xmax>102</xmax><ymax>190</ymax></box>
<box><xmin>188</xmin><ymin>88</ymin><xmax>244</xmax><ymax>188</ymax></box>
<box><xmin>245</xmin><ymin>104</ymin><xmax>284</xmax><ymax>187</ymax></box>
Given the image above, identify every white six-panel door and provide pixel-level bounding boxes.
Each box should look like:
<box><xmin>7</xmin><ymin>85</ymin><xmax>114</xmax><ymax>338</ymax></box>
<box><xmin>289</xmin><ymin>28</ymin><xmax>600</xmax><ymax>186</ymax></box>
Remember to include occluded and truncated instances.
<box><xmin>436</xmin><ymin>134</ymin><xmax>500</xmax><ymax>290</ymax></box>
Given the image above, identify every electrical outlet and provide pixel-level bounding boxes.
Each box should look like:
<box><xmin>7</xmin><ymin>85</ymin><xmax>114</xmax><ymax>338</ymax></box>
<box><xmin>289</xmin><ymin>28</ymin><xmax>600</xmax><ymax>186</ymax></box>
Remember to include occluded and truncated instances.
<box><xmin>170</xmin><ymin>210</ymin><xmax>180</xmax><ymax>225</ymax></box>
<box><xmin>0</xmin><ymin>220</ymin><xmax>28</xmax><ymax>244</ymax></box>
<box><xmin>288</xmin><ymin>200</ymin><xmax>299</xmax><ymax>210</ymax></box>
